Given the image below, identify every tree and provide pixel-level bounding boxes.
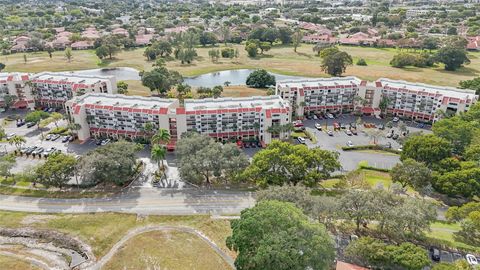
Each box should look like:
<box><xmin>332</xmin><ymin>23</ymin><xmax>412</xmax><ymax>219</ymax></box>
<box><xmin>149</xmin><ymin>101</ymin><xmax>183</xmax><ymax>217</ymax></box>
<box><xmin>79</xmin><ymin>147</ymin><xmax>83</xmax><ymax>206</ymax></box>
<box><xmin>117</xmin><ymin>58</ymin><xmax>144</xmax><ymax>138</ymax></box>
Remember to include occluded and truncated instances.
<box><xmin>432</xmin><ymin>261</ymin><xmax>471</xmax><ymax>270</ymax></box>
<box><xmin>459</xmin><ymin>77</ymin><xmax>480</xmax><ymax>95</ymax></box>
<box><xmin>258</xmin><ymin>42</ymin><xmax>271</xmax><ymax>54</ymax></box>
<box><xmin>378</xmin><ymin>96</ymin><xmax>390</xmax><ymax>116</ymax></box>
<box><xmin>23</xmin><ymin>54</ymin><xmax>27</xmax><ymax>64</ymax></box>
<box><xmin>64</xmin><ymin>47</ymin><xmax>72</xmax><ymax>62</ymax></box>
<box><xmin>277</xmin><ymin>27</ymin><xmax>293</xmax><ymax>45</ymax></box>
<box><xmin>208</xmin><ymin>49</ymin><xmax>220</xmax><ymax>62</ymax></box>
<box><xmin>365</xmin><ymin>129</ymin><xmax>385</xmax><ymax>145</ymax></box>
<box><xmin>226</xmin><ymin>200</ymin><xmax>335</xmax><ymax>270</ymax></box>
<box><xmin>292</xmin><ymin>29</ymin><xmax>303</xmax><ymax>52</ymax></box>
<box><xmin>95</xmin><ymin>45</ymin><xmax>109</xmax><ymax>59</ymax></box>
<box><xmin>256</xmin><ymin>185</ymin><xmax>316</xmax><ymax>215</ymax></box>
<box><xmin>320</xmin><ymin>47</ymin><xmax>353</xmax><ymax>76</ymax></box>
<box><xmin>457</xmin><ymin>210</ymin><xmax>480</xmax><ymax>246</ymax></box>
<box><xmin>446</xmin><ymin>202</ymin><xmax>480</xmax><ymax>222</ymax></box>
<box><xmin>421</xmin><ymin>36</ymin><xmax>439</xmax><ymax>52</ymax></box>
<box><xmin>76</xmin><ymin>141</ymin><xmax>141</xmax><ymax>186</ymax></box>
<box><xmin>8</xmin><ymin>135</ymin><xmax>26</xmax><ymax>152</ymax></box>
<box><xmin>176</xmin><ymin>132</ymin><xmax>248</xmax><ymax>186</ymax></box>
<box><xmin>246</xmin><ymin>69</ymin><xmax>275</xmax><ymax>88</ymax></box>
<box><xmin>25</xmin><ymin>110</ymin><xmax>50</xmax><ymax>129</ymax></box>
<box><xmin>3</xmin><ymin>95</ymin><xmax>17</xmax><ymax>110</ymax></box>
<box><xmin>433</xmin><ymin>167</ymin><xmax>480</xmax><ymax>198</ymax></box>
<box><xmin>435</xmin><ymin>46</ymin><xmax>470</xmax><ymax>71</ymax></box>
<box><xmin>345</xmin><ymin>237</ymin><xmax>430</xmax><ymax>270</ymax></box>
<box><xmin>401</xmin><ymin>134</ymin><xmax>452</xmax><ymax>166</ymax></box>
<box><xmin>390</xmin><ymin>159</ymin><xmax>431</xmax><ymax>189</ymax></box>
<box><xmin>46</xmin><ymin>47</ymin><xmax>54</xmax><ymax>59</ymax></box>
<box><xmin>0</xmin><ymin>154</ymin><xmax>15</xmax><ymax>181</ymax></box>
<box><xmin>338</xmin><ymin>190</ymin><xmax>378</xmax><ymax>231</ymax></box>
<box><xmin>151</xmin><ymin>128</ymin><xmax>170</xmax><ymax>145</ymax></box>
<box><xmin>199</xmin><ymin>31</ymin><xmax>218</xmax><ymax>46</ymax></box>
<box><xmin>432</xmin><ymin>116</ymin><xmax>477</xmax><ymax>154</ymax></box>
<box><xmin>35</xmin><ymin>153</ymin><xmax>77</xmax><ymax>188</ymax></box>
<box><xmin>220</xmin><ymin>25</ymin><xmax>231</xmax><ymax>46</ymax></box>
<box><xmin>245</xmin><ymin>40</ymin><xmax>258</xmax><ymax>57</ymax></box>
<box><xmin>117</xmin><ymin>81</ymin><xmax>128</xmax><ymax>94</ymax></box>
<box><xmin>244</xmin><ymin>141</ymin><xmax>340</xmax><ymax>187</ymax></box>
<box><xmin>151</xmin><ymin>144</ymin><xmax>167</xmax><ymax>170</ymax></box>
<box><xmin>390</xmin><ymin>52</ymin><xmax>416</xmax><ymax>68</ymax></box>
<box><xmin>141</xmin><ymin>65</ymin><xmax>183</xmax><ymax>96</ymax></box>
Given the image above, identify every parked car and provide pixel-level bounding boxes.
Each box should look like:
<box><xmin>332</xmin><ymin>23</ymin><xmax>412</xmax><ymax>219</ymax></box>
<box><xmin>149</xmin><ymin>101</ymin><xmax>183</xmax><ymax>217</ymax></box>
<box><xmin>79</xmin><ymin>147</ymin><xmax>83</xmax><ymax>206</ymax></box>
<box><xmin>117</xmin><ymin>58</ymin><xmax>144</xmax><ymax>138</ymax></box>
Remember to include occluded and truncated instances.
<box><xmin>350</xmin><ymin>128</ymin><xmax>358</xmax><ymax>135</ymax></box>
<box><xmin>393</xmin><ymin>117</ymin><xmax>399</xmax><ymax>122</ymax></box>
<box><xmin>386</xmin><ymin>132</ymin><xmax>393</xmax><ymax>138</ymax></box>
<box><xmin>345</xmin><ymin>129</ymin><xmax>352</xmax><ymax>136</ymax></box>
<box><xmin>340</xmin><ymin>123</ymin><xmax>347</xmax><ymax>129</ymax></box>
<box><xmin>333</xmin><ymin>122</ymin><xmax>340</xmax><ymax>130</ymax></box>
<box><xmin>61</xmin><ymin>135</ymin><xmax>72</xmax><ymax>143</ymax></box>
<box><xmin>430</xmin><ymin>248</ymin><xmax>441</xmax><ymax>262</ymax></box>
<box><xmin>466</xmin><ymin>254</ymin><xmax>478</xmax><ymax>265</ymax></box>
<box><xmin>314</xmin><ymin>123</ymin><xmax>322</xmax><ymax>130</ymax></box>
<box><xmin>16</xmin><ymin>119</ymin><xmax>25</xmax><ymax>127</ymax></box>
<box><xmin>312</xmin><ymin>114</ymin><xmax>318</xmax><ymax>120</ymax></box>
<box><xmin>95</xmin><ymin>139</ymin><xmax>103</xmax><ymax>145</ymax></box>
<box><xmin>100</xmin><ymin>139</ymin><xmax>110</xmax><ymax>146</ymax></box>
<box><xmin>26</xmin><ymin>122</ymin><xmax>36</xmax><ymax>128</ymax></box>
<box><xmin>50</xmin><ymin>134</ymin><xmax>61</xmax><ymax>141</ymax></box>
<box><xmin>378</xmin><ymin>124</ymin><xmax>385</xmax><ymax>130</ymax></box>
<box><xmin>19</xmin><ymin>146</ymin><xmax>29</xmax><ymax>154</ymax></box>
<box><xmin>327</xmin><ymin>130</ymin><xmax>334</xmax><ymax>136</ymax></box>
<box><xmin>43</xmin><ymin>147</ymin><xmax>57</xmax><ymax>157</ymax></box>
<box><xmin>297</xmin><ymin>137</ymin><xmax>306</xmax><ymax>144</ymax></box>
<box><xmin>48</xmin><ymin>108</ymin><xmax>55</xmax><ymax>113</ymax></box>
<box><xmin>346</xmin><ymin>141</ymin><xmax>354</xmax><ymax>147</ymax></box>
<box><xmin>392</xmin><ymin>134</ymin><xmax>399</xmax><ymax>140</ymax></box>
<box><xmin>45</xmin><ymin>134</ymin><xmax>53</xmax><ymax>140</ymax></box>
<box><xmin>6</xmin><ymin>133</ymin><xmax>15</xmax><ymax>140</ymax></box>
<box><xmin>32</xmin><ymin>147</ymin><xmax>44</xmax><ymax>155</ymax></box>
<box><xmin>293</xmin><ymin>120</ymin><xmax>304</xmax><ymax>127</ymax></box>
<box><xmin>25</xmin><ymin>146</ymin><xmax>37</xmax><ymax>155</ymax></box>
<box><xmin>327</xmin><ymin>113</ymin><xmax>334</xmax><ymax>119</ymax></box>
<box><xmin>349</xmin><ymin>123</ymin><xmax>356</xmax><ymax>129</ymax></box>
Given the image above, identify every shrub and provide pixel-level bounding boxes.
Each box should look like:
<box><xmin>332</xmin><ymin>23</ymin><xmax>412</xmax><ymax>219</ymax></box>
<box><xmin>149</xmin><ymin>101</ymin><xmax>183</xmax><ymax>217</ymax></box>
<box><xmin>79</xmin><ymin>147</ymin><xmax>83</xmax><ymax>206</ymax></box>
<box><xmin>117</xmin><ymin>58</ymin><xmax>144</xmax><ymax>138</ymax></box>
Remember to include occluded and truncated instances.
<box><xmin>221</xmin><ymin>47</ymin><xmax>235</xmax><ymax>58</ymax></box>
<box><xmin>356</xmin><ymin>58</ymin><xmax>367</xmax><ymax>66</ymax></box>
<box><xmin>48</xmin><ymin>127</ymin><xmax>70</xmax><ymax>135</ymax></box>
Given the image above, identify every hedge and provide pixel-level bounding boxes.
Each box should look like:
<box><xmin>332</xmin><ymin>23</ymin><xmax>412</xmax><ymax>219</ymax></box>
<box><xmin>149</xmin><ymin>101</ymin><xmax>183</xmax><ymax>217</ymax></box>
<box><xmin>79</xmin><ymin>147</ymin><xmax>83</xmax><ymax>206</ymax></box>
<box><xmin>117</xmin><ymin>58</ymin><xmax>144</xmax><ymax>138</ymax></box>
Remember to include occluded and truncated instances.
<box><xmin>342</xmin><ymin>144</ymin><xmax>401</xmax><ymax>155</ymax></box>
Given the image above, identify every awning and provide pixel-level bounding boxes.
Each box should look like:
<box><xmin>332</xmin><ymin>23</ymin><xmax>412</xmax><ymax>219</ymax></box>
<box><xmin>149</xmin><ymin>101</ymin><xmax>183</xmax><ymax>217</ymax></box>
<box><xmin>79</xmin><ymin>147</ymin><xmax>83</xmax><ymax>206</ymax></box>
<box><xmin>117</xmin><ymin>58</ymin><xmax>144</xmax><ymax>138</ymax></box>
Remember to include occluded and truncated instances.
<box><xmin>361</xmin><ymin>107</ymin><xmax>375</xmax><ymax>114</ymax></box>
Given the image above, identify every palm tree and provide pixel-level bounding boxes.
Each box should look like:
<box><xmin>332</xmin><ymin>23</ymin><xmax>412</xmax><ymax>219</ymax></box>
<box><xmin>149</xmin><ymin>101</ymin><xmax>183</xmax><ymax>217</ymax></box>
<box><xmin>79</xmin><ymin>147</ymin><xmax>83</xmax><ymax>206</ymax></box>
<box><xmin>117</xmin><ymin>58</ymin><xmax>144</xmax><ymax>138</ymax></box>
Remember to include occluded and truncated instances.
<box><xmin>151</xmin><ymin>128</ymin><xmax>171</xmax><ymax>145</ymax></box>
<box><xmin>365</xmin><ymin>129</ymin><xmax>385</xmax><ymax>145</ymax></box>
<box><xmin>378</xmin><ymin>97</ymin><xmax>390</xmax><ymax>117</ymax></box>
<box><xmin>8</xmin><ymin>135</ymin><xmax>26</xmax><ymax>151</ymax></box>
<box><xmin>151</xmin><ymin>144</ymin><xmax>167</xmax><ymax>169</ymax></box>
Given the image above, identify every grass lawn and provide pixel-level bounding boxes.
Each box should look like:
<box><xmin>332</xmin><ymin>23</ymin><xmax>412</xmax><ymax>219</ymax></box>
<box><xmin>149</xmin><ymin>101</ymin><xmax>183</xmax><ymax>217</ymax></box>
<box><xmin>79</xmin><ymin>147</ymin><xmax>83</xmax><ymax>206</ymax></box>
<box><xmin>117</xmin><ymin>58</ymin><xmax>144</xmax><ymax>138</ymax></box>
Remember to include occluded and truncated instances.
<box><xmin>4</xmin><ymin>44</ymin><xmax>480</xmax><ymax>89</ymax></box>
<box><xmin>102</xmin><ymin>230</ymin><xmax>231</xmax><ymax>270</ymax></box>
<box><xmin>0</xmin><ymin>254</ymin><xmax>41</xmax><ymax>270</ymax></box>
<box><xmin>427</xmin><ymin>221</ymin><xmax>480</xmax><ymax>253</ymax></box>
<box><xmin>0</xmin><ymin>211</ymin><xmax>233</xmax><ymax>259</ymax></box>
<box><xmin>0</xmin><ymin>185</ymin><xmax>116</xmax><ymax>199</ymax></box>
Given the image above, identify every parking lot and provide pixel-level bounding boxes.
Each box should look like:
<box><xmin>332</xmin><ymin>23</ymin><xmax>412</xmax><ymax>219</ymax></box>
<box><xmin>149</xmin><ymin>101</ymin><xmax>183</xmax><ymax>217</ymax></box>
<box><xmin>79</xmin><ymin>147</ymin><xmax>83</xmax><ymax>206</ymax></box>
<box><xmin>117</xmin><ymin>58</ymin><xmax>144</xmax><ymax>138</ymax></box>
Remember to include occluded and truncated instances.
<box><xmin>298</xmin><ymin>114</ymin><xmax>432</xmax><ymax>171</ymax></box>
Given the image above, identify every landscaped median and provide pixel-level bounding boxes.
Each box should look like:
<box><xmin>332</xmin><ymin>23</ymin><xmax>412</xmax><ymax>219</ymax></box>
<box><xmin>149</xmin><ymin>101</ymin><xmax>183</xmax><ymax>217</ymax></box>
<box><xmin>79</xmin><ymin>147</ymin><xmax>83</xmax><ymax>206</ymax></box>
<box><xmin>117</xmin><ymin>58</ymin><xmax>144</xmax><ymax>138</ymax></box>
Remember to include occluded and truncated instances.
<box><xmin>342</xmin><ymin>144</ymin><xmax>401</xmax><ymax>155</ymax></box>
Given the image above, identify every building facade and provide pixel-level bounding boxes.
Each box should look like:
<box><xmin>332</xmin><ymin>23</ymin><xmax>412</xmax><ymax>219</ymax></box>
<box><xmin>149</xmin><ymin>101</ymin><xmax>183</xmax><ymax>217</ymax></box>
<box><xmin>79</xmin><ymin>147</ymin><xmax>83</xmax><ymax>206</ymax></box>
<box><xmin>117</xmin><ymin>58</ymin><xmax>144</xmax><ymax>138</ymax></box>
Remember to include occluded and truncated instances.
<box><xmin>65</xmin><ymin>93</ymin><xmax>291</xmax><ymax>146</ymax></box>
<box><xmin>277</xmin><ymin>77</ymin><xmax>478</xmax><ymax>121</ymax></box>
<box><xmin>31</xmin><ymin>72</ymin><xmax>117</xmax><ymax>108</ymax></box>
<box><xmin>276</xmin><ymin>77</ymin><xmax>362</xmax><ymax>117</ymax></box>
<box><xmin>0</xmin><ymin>73</ymin><xmax>35</xmax><ymax>109</ymax></box>
<box><xmin>0</xmin><ymin>72</ymin><xmax>117</xmax><ymax>110</ymax></box>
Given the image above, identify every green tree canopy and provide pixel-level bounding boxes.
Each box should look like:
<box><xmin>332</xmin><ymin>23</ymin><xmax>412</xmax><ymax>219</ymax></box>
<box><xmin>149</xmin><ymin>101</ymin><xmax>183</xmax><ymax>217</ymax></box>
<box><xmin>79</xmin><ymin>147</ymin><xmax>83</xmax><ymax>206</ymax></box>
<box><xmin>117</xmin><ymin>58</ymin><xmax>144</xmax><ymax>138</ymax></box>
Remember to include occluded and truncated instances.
<box><xmin>245</xmin><ymin>69</ymin><xmax>275</xmax><ymax>88</ymax></box>
<box><xmin>35</xmin><ymin>153</ymin><xmax>77</xmax><ymax>188</ymax></box>
<box><xmin>226</xmin><ymin>200</ymin><xmax>335</xmax><ymax>270</ymax></box>
<box><xmin>390</xmin><ymin>158</ymin><xmax>432</xmax><ymax>189</ymax></box>
<box><xmin>401</xmin><ymin>134</ymin><xmax>452</xmax><ymax>166</ymax></box>
<box><xmin>320</xmin><ymin>47</ymin><xmax>353</xmax><ymax>76</ymax></box>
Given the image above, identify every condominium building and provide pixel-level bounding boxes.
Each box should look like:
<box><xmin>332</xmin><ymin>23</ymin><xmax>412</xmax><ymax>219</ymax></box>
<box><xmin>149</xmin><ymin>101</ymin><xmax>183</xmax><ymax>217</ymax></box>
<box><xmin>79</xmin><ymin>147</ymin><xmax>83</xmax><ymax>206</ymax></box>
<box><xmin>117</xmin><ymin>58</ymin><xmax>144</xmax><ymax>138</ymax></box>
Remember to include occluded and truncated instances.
<box><xmin>31</xmin><ymin>72</ymin><xmax>117</xmax><ymax>108</ymax></box>
<box><xmin>0</xmin><ymin>72</ymin><xmax>35</xmax><ymax>109</ymax></box>
<box><xmin>66</xmin><ymin>94</ymin><xmax>290</xmax><ymax>146</ymax></box>
<box><xmin>278</xmin><ymin>77</ymin><xmax>478</xmax><ymax>122</ymax></box>
<box><xmin>276</xmin><ymin>77</ymin><xmax>362</xmax><ymax>117</ymax></box>
<box><xmin>182</xmin><ymin>96</ymin><xmax>291</xmax><ymax>145</ymax></box>
<box><xmin>65</xmin><ymin>93</ymin><xmax>180</xmax><ymax>146</ymax></box>
<box><xmin>358</xmin><ymin>78</ymin><xmax>478</xmax><ymax>121</ymax></box>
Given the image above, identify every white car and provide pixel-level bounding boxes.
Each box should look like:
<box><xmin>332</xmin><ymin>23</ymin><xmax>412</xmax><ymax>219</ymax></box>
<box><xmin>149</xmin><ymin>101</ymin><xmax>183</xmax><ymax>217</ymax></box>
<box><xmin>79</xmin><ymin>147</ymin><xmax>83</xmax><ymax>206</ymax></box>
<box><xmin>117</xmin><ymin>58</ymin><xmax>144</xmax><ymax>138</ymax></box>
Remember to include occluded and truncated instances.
<box><xmin>327</xmin><ymin>113</ymin><xmax>334</xmax><ymax>119</ymax></box>
<box><xmin>6</xmin><ymin>133</ymin><xmax>15</xmax><ymax>140</ymax></box>
<box><xmin>393</xmin><ymin>117</ymin><xmax>399</xmax><ymax>122</ymax></box>
<box><xmin>100</xmin><ymin>139</ymin><xmax>111</xmax><ymax>146</ymax></box>
<box><xmin>314</xmin><ymin>123</ymin><xmax>322</xmax><ymax>130</ymax></box>
<box><xmin>313</xmin><ymin>115</ymin><xmax>318</xmax><ymax>120</ymax></box>
<box><xmin>297</xmin><ymin>137</ymin><xmax>306</xmax><ymax>144</ymax></box>
<box><xmin>466</xmin><ymin>254</ymin><xmax>478</xmax><ymax>265</ymax></box>
<box><xmin>346</xmin><ymin>141</ymin><xmax>354</xmax><ymax>147</ymax></box>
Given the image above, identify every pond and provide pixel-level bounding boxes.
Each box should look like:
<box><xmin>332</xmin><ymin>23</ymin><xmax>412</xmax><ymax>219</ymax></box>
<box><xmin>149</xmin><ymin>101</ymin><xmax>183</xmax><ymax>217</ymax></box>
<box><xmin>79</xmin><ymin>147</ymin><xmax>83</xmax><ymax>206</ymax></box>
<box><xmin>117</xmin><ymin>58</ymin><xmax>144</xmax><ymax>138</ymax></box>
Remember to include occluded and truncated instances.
<box><xmin>70</xmin><ymin>67</ymin><xmax>314</xmax><ymax>87</ymax></box>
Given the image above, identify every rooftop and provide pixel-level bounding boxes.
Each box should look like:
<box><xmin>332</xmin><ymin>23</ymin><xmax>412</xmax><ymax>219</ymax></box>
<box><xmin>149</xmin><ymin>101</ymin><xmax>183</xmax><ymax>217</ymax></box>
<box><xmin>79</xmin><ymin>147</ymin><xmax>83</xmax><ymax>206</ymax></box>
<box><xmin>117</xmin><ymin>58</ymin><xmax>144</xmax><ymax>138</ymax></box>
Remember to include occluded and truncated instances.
<box><xmin>377</xmin><ymin>78</ymin><xmax>478</xmax><ymax>99</ymax></box>
<box><xmin>184</xmin><ymin>95</ymin><xmax>289</xmax><ymax>111</ymax></box>
<box><xmin>69</xmin><ymin>93</ymin><xmax>178</xmax><ymax>110</ymax></box>
<box><xmin>277</xmin><ymin>76</ymin><xmax>362</xmax><ymax>88</ymax></box>
<box><xmin>32</xmin><ymin>72</ymin><xmax>114</xmax><ymax>85</ymax></box>
<box><xmin>0</xmin><ymin>72</ymin><xmax>30</xmax><ymax>82</ymax></box>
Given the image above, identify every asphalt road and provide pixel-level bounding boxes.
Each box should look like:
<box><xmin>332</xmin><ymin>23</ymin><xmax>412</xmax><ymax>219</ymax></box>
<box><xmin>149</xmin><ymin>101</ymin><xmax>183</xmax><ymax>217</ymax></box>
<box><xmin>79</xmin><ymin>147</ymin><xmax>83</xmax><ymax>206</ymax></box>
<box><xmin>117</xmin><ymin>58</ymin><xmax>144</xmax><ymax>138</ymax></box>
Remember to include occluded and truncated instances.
<box><xmin>0</xmin><ymin>187</ymin><xmax>255</xmax><ymax>215</ymax></box>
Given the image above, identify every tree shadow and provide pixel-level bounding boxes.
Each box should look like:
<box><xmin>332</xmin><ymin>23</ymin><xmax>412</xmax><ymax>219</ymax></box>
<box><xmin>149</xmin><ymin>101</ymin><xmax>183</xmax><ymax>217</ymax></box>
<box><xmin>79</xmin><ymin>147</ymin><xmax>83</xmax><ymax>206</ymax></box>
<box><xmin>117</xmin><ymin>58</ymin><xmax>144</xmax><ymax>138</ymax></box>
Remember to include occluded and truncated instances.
<box><xmin>435</xmin><ymin>66</ymin><xmax>479</xmax><ymax>77</ymax></box>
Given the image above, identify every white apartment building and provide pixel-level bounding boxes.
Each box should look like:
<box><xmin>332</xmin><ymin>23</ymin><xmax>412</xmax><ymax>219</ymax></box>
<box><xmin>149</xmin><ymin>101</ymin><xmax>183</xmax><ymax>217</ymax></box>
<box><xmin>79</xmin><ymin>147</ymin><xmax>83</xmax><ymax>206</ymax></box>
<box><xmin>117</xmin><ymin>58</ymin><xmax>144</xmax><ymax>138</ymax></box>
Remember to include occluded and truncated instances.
<box><xmin>182</xmin><ymin>96</ymin><xmax>291</xmax><ymax>145</ymax></box>
<box><xmin>66</xmin><ymin>94</ymin><xmax>291</xmax><ymax>147</ymax></box>
<box><xmin>358</xmin><ymin>78</ymin><xmax>478</xmax><ymax>121</ymax></box>
<box><xmin>0</xmin><ymin>73</ymin><xmax>35</xmax><ymax>109</ymax></box>
<box><xmin>276</xmin><ymin>77</ymin><xmax>362</xmax><ymax>117</ymax></box>
<box><xmin>31</xmin><ymin>72</ymin><xmax>117</xmax><ymax>108</ymax></box>
<box><xmin>277</xmin><ymin>77</ymin><xmax>478</xmax><ymax>122</ymax></box>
